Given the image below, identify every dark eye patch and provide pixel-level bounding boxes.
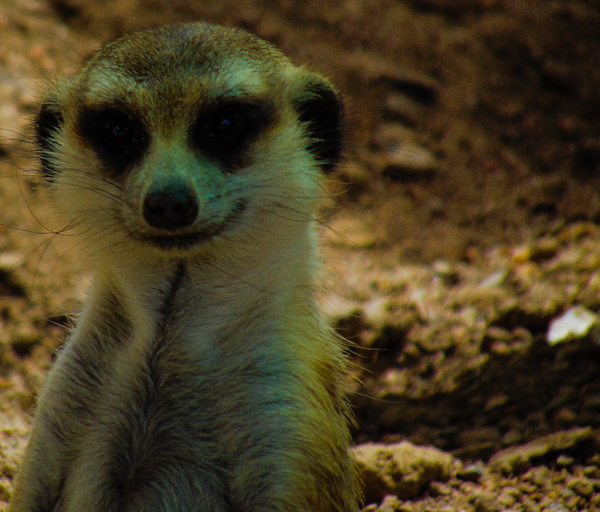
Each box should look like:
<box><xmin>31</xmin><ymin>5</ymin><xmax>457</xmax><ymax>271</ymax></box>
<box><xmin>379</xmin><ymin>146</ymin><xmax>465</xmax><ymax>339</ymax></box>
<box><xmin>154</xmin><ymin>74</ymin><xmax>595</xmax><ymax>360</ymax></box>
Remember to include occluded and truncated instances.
<box><xmin>78</xmin><ymin>108</ymin><xmax>149</xmax><ymax>175</ymax></box>
<box><xmin>190</xmin><ymin>101</ymin><xmax>272</xmax><ymax>171</ymax></box>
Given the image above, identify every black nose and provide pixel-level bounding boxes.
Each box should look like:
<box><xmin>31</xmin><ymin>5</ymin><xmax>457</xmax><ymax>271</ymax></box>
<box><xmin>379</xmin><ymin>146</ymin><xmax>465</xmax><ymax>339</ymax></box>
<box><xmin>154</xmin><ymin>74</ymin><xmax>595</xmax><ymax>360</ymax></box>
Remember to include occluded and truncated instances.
<box><xmin>143</xmin><ymin>180</ymin><xmax>199</xmax><ymax>231</ymax></box>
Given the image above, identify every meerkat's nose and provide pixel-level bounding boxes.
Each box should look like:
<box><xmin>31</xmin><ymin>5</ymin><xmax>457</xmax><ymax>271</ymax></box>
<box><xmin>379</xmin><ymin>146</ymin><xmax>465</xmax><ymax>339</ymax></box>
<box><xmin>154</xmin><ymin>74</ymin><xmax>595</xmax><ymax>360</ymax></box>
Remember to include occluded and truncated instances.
<box><xmin>143</xmin><ymin>179</ymin><xmax>199</xmax><ymax>231</ymax></box>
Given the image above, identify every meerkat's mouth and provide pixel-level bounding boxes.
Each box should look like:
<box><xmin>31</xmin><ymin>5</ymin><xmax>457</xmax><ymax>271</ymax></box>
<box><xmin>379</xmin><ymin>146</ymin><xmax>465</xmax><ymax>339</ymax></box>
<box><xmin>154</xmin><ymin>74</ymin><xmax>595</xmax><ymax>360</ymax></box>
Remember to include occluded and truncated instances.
<box><xmin>139</xmin><ymin>199</ymin><xmax>247</xmax><ymax>251</ymax></box>
<box><xmin>147</xmin><ymin>231</ymin><xmax>217</xmax><ymax>250</ymax></box>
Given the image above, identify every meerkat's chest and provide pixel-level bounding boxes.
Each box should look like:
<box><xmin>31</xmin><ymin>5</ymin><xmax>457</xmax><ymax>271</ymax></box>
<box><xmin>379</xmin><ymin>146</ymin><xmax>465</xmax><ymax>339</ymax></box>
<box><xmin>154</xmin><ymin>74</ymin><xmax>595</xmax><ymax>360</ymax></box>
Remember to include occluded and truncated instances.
<box><xmin>57</xmin><ymin>322</ymin><xmax>234</xmax><ymax>512</ymax></box>
<box><xmin>55</xmin><ymin>298</ymin><xmax>297</xmax><ymax>511</ymax></box>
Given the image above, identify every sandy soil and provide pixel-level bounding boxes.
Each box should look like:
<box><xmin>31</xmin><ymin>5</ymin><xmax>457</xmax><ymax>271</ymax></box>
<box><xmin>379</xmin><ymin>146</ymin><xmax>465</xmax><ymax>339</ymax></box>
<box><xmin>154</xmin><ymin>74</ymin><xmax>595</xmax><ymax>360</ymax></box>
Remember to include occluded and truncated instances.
<box><xmin>0</xmin><ymin>0</ymin><xmax>599</xmax><ymax>510</ymax></box>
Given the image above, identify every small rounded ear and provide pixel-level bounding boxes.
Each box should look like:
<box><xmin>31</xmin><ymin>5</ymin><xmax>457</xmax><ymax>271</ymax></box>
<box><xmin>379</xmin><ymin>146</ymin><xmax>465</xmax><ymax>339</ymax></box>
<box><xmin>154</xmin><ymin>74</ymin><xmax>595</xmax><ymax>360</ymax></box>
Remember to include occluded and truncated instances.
<box><xmin>35</xmin><ymin>100</ymin><xmax>64</xmax><ymax>182</ymax></box>
<box><xmin>294</xmin><ymin>75</ymin><xmax>344</xmax><ymax>173</ymax></box>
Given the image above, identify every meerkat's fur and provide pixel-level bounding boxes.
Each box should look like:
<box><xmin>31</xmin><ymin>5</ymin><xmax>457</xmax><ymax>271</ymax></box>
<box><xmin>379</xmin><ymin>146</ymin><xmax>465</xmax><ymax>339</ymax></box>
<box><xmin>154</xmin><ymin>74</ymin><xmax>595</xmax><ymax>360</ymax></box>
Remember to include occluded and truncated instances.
<box><xmin>9</xmin><ymin>22</ymin><xmax>359</xmax><ymax>512</ymax></box>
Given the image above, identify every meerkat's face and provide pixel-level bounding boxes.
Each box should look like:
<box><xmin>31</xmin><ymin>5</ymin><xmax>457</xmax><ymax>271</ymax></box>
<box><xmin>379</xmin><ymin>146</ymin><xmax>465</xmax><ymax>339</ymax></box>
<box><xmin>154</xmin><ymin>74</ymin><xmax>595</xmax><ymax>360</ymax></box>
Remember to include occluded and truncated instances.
<box><xmin>35</xmin><ymin>23</ymin><xmax>342</xmax><ymax>259</ymax></box>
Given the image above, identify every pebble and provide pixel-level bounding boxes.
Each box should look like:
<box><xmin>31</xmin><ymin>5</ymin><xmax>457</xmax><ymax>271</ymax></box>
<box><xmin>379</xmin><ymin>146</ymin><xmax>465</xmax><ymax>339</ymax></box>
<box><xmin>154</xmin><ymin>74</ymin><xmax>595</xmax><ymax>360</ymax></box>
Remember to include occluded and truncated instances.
<box><xmin>555</xmin><ymin>455</ymin><xmax>573</xmax><ymax>467</ymax></box>
<box><xmin>497</xmin><ymin>486</ymin><xmax>518</xmax><ymax>507</ymax></box>
<box><xmin>361</xmin><ymin>505</ymin><xmax>378</xmax><ymax>512</ymax></box>
<box><xmin>364</xmin><ymin>296</ymin><xmax>392</xmax><ymax>327</ymax></box>
<box><xmin>485</xmin><ymin>393</ymin><xmax>509</xmax><ymax>410</ymax></box>
<box><xmin>379</xmin><ymin>495</ymin><xmax>401</xmax><ymax>512</ymax></box>
<box><xmin>384</xmin><ymin>93</ymin><xmax>423</xmax><ymax>125</ymax></box>
<box><xmin>544</xmin><ymin>503</ymin><xmax>569</xmax><ymax>512</ymax></box>
<box><xmin>469</xmin><ymin>489</ymin><xmax>503</xmax><ymax>512</ymax></box>
<box><xmin>530</xmin><ymin>237</ymin><xmax>560</xmax><ymax>262</ymax></box>
<box><xmin>0</xmin><ymin>480</ymin><xmax>10</xmax><ymax>500</ymax></box>
<box><xmin>456</xmin><ymin>463</ymin><xmax>484</xmax><ymax>483</ymax></box>
<box><xmin>566</xmin><ymin>477</ymin><xmax>594</xmax><ymax>498</ymax></box>
<box><xmin>353</xmin><ymin>441</ymin><xmax>454</xmax><ymax>501</ymax></box>
<box><xmin>489</xmin><ymin>427</ymin><xmax>592</xmax><ymax>473</ymax></box>
<box><xmin>512</xmin><ymin>246</ymin><xmax>532</xmax><ymax>264</ymax></box>
<box><xmin>479</xmin><ymin>268</ymin><xmax>508</xmax><ymax>288</ymax></box>
<box><xmin>0</xmin><ymin>104</ymin><xmax>22</xmax><ymax>141</ymax></box>
<box><xmin>0</xmin><ymin>252</ymin><xmax>24</xmax><ymax>270</ymax></box>
<box><xmin>344</xmin><ymin>52</ymin><xmax>439</xmax><ymax>101</ymax></box>
<box><xmin>381</xmin><ymin>142</ymin><xmax>438</xmax><ymax>179</ymax></box>
<box><xmin>582</xmin><ymin>394</ymin><xmax>600</xmax><ymax>410</ymax></box>
<box><xmin>546</xmin><ymin>305</ymin><xmax>599</xmax><ymax>345</ymax></box>
<box><xmin>373</xmin><ymin>122</ymin><xmax>415</xmax><ymax>149</ymax></box>
<box><xmin>428</xmin><ymin>481</ymin><xmax>451</xmax><ymax>496</ymax></box>
<box><xmin>380</xmin><ymin>69</ymin><xmax>439</xmax><ymax>104</ymax></box>
<box><xmin>326</xmin><ymin>215</ymin><xmax>378</xmax><ymax>248</ymax></box>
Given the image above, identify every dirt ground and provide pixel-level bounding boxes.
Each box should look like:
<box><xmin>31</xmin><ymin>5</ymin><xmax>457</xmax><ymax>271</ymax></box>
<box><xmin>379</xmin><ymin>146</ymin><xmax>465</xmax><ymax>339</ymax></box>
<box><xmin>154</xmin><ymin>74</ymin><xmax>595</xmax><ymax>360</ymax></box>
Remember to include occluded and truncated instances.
<box><xmin>1</xmin><ymin>0</ymin><xmax>600</xmax><ymax>510</ymax></box>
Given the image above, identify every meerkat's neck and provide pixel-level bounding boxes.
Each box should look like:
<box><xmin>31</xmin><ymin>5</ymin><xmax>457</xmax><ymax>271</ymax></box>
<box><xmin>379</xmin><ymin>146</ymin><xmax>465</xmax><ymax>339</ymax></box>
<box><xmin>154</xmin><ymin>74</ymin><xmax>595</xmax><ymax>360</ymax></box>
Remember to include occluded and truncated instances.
<box><xmin>85</xmin><ymin>216</ymin><xmax>321</xmax><ymax>350</ymax></box>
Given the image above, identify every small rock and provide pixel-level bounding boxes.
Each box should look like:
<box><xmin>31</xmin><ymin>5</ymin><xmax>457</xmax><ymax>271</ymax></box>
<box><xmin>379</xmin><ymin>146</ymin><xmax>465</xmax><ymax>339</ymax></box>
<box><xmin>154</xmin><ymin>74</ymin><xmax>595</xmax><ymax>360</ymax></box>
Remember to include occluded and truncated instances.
<box><xmin>582</xmin><ymin>465</ymin><xmax>600</xmax><ymax>477</ymax></box>
<box><xmin>0</xmin><ymin>480</ymin><xmax>11</xmax><ymax>500</ymax></box>
<box><xmin>431</xmin><ymin>260</ymin><xmax>449</xmax><ymax>274</ymax></box>
<box><xmin>485</xmin><ymin>394</ymin><xmax>509</xmax><ymax>411</ymax></box>
<box><xmin>364</xmin><ymin>296</ymin><xmax>392</xmax><ymax>327</ymax></box>
<box><xmin>567</xmin><ymin>477</ymin><xmax>594</xmax><ymax>498</ymax></box>
<box><xmin>352</xmin><ymin>441</ymin><xmax>454</xmax><ymax>502</ymax></box>
<box><xmin>469</xmin><ymin>489</ymin><xmax>502</xmax><ymax>512</ymax></box>
<box><xmin>582</xmin><ymin>394</ymin><xmax>600</xmax><ymax>410</ymax></box>
<box><xmin>379</xmin><ymin>495</ymin><xmax>401</xmax><ymax>512</ymax></box>
<box><xmin>501</xmin><ymin>429</ymin><xmax>523</xmax><ymax>446</ymax></box>
<box><xmin>559</xmin><ymin>486</ymin><xmax>575</xmax><ymax>498</ymax></box>
<box><xmin>428</xmin><ymin>481</ymin><xmax>451</xmax><ymax>496</ymax></box>
<box><xmin>339</xmin><ymin>160</ymin><xmax>371</xmax><ymax>187</ymax></box>
<box><xmin>530</xmin><ymin>237</ymin><xmax>560</xmax><ymax>263</ymax></box>
<box><xmin>344</xmin><ymin>53</ymin><xmax>439</xmax><ymax>101</ymax></box>
<box><xmin>545</xmin><ymin>503</ymin><xmax>569</xmax><ymax>512</ymax></box>
<box><xmin>489</xmin><ymin>427</ymin><xmax>593</xmax><ymax>473</ymax></box>
<box><xmin>456</xmin><ymin>426</ymin><xmax>502</xmax><ymax>447</ymax></box>
<box><xmin>520</xmin><ymin>497</ymin><xmax>540</xmax><ymax>512</ymax></box>
<box><xmin>382</xmin><ymin>142</ymin><xmax>438</xmax><ymax>180</ymax></box>
<box><xmin>326</xmin><ymin>215</ymin><xmax>379</xmax><ymax>248</ymax></box>
<box><xmin>525</xmin><ymin>466</ymin><xmax>550</xmax><ymax>486</ymax></box>
<box><xmin>0</xmin><ymin>104</ymin><xmax>21</xmax><ymax>141</ymax></box>
<box><xmin>321</xmin><ymin>295</ymin><xmax>361</xmax><ymax>323</ymax></box>
<box><xmin>555</xmin><ymin>454</ymin><xmax>574</xmax><ymax>467</ymax></box>
<box><xmin>451</xmin><ymin>442</ymin><xmax>497</xmax><ymax>462</ymax></box>
<box><xmin>546</xmin><ymin>305</ymin><xmax>600</xmax><ymax>345</ymax></box>
<box><xmin>456</xmin><ymin>463</ymin><xmax>484</xmax><ymax>483</ymax></box>
<box><xmin>373</xmin><ymin>122</ymin><xmax>415</xmax><ymax>149</ymax></box>
<box><xmin>0</xmin><ymin>252</ymin><xmax>24</xmax><ymax>271</ymax></box>
<box><xmin>497</xmin><ymin>488</ymin><xmax>517</xmax><ymax>507</ymax></box>
<box><xmin>479</xmin><ymin>269</ymin><xmax>508</xmax><ymax>288</ymax></box>
<box><xmin>512</xmin><ymin>246</ymin><xmax>532</xmax><ymax>264</ymax></box>
<box><xmin>384</xmin><ymin>93</ymin><xmax>423</xmax><ymax>125</ymax></box>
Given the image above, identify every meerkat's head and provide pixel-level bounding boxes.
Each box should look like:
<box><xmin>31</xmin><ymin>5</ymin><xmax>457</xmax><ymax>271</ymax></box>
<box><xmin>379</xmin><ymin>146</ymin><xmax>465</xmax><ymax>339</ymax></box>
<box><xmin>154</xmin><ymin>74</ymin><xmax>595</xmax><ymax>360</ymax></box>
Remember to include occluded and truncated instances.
<box><xmin>35</xmin><ymin>23</ymin><xmax>342</xmax><ymax>263</ymax></box>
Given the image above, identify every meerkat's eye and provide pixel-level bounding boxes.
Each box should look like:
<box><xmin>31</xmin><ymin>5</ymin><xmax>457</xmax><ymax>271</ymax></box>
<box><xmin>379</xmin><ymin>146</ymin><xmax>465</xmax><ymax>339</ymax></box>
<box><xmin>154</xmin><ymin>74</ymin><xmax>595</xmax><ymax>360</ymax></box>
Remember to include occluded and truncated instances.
<box><xmin>78</xmin><ymin>108</ymin><xmax>149</xmax><ymax>175</ymax></box>
<box><xmin>104</xmin><ymin>112</ymin><xmax>135</xmax><ymax>146</ymax></box>
<box><xmin>191</xmin><ymin>101</ymin><xmax>272</xmax><ymax>170</ymax></box>
<box><xmin>208</xmin><ymin>107</ymin><xmax>247</xmax><ymax>142</ymax></box>
<box><xmin>86</xmin><ymin>110</ymin><xmax>137</xmax><ymax>150</ymax></box>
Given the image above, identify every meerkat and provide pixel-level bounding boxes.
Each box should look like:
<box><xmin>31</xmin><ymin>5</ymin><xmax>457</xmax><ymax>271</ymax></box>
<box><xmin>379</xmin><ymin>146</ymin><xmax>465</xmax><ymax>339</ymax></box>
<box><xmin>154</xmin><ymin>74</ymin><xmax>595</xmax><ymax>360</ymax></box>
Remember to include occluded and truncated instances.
<box><xmin>9</xmin><ymin>22</ymin><xmax>360</xmax><ymax>512</ymax></box>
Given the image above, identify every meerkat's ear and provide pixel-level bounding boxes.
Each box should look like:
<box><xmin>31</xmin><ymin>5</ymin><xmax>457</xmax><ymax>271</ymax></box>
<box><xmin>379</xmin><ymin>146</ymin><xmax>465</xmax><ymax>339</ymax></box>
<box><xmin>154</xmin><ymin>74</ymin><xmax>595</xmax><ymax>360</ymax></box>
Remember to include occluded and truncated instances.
<box><xmin>294</xmin><ymin>74</ymin><xmax>344</xmax><ymax>173</ymax></box>
<box><xmin>35</xmin><ymin>99</ymin><xmax>64</xmax><ymax>182</ymax></box>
